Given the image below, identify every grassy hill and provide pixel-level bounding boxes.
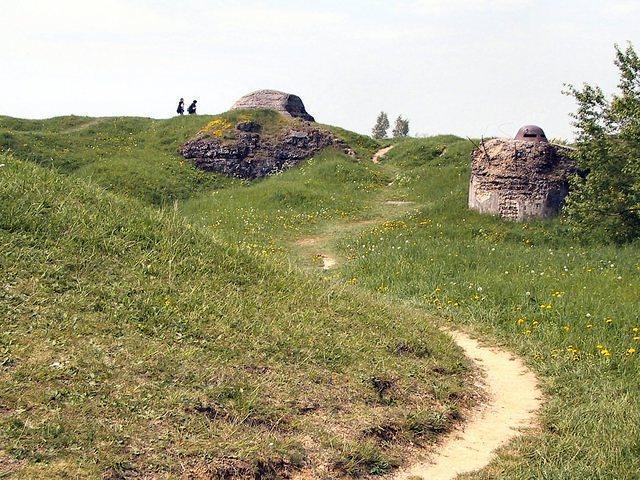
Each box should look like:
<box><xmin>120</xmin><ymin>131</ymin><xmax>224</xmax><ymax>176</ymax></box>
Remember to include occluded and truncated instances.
<box><xmin>177</xmin><ymin>133</ymin><xmax>640</xmax><ymax>478</ymax></box>
<box><xmin>0</xmin><ymin>115</ymin><xmax>237</xmax><ymax>205</ymax></box>
<box><xmin>2</xmin><ymin>112</ymin><xmax>638</xmax><ymax>479</ymax></box>
<box><xmin>0</xmin><ymin>118</ymin><xmax>471</xmax><ymax>479</ymax></box>
<box><xmin>0</xmin><ymin>112</ymin><xmax>381</xmax><ymax>208</ymax></box>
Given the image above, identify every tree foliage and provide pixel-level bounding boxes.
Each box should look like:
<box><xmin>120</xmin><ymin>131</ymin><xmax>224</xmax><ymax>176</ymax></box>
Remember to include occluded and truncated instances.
<box><xmin>563</xmin><ymin>43</ymin><xmax>640</xmax><ymax>243</ymax></box>
<box><xmin>372</xmin><ymin>111</ymin><xmax>390</xmax><ymax>139</ymax></box>
<box><xmin>392</xmin><ymin>116</ymin><xmax>410</xmax><ymax>138</ymax></box>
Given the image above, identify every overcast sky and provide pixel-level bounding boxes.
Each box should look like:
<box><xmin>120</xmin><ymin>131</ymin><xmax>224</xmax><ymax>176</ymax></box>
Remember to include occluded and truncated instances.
<box><xmin>2</xmin><ymin>0</ymin><xmax>639</xmax><ymax>139</ymax></box>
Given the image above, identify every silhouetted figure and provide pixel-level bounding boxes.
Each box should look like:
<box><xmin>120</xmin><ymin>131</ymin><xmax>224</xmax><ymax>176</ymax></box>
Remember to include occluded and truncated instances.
<box><xmin>176</xmin><ymin>98</ymin><xmax>184</xmax><ymax>115</ymax></box>
<box><xmin>187</xmin><ymin>100</ymin><xmax>197</xmax><ymax>115</ymax></box>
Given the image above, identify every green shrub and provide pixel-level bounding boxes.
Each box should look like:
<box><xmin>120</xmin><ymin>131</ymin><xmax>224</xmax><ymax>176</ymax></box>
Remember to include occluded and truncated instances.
<box><xmin>563</xmin><ymin>43</ymin><xmax>640</xmax><ymax>243</ymax></box>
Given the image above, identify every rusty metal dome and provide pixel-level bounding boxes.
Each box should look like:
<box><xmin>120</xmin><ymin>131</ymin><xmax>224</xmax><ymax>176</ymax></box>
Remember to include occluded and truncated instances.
<box><xmin>515</xmin><ymin>125</ymin><xmax>548</xmax><ymax>143</ymax></box>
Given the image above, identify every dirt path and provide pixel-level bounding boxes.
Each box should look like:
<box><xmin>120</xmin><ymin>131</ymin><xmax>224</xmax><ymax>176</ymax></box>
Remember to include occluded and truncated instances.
<box><xmin>320</xmin><ymin>254</ymin><xmax>337</xmax><ymax>270</ymax></box>
<box><xmin>372</xmin><ymin>145</ymin><xmax>395</xmax><ymax>163</ymax></box>
<box><xmin>293</xmin><ymin>219</ymin><xmax>379</xmax><ymax>272</ymax></box>
<box><xmin>393</xmin><ymin>329</ymin><xmax>542</xmax><ymax>480</ymax></box>
<box><xmin>384</xmin><ymin>200</ymin><xmax>414</xmax><ymax>206</ymax></box>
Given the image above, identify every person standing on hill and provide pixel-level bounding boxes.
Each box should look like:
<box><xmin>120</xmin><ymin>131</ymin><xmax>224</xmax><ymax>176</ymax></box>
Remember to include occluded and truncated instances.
<box><xmin>187</xmin><ymin>100</ymin><xmax>197</xmax><ymax>115</ymax></box>
<box><xmin>176</xmin><ymin>98</ymin><xmax>185</xmax><ymax>115</ymax></box>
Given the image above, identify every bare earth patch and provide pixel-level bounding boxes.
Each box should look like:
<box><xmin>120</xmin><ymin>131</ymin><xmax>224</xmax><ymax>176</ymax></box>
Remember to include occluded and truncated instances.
<box><xmin>372</xmin><ymin>145</ymin><xmax>395</xmax><ymax>164</ymax></box>
<box><xmin>320</xmin><ymin>254</ymin><xmax>337</xmax><ymax>270</ymax></box>
<box><xmin>384</xmin><ymin>201</ymin><xmax>415</xmax><ymax>206</ymax></box>
<box><xmin>295</xmin><ymin>236</ymin><xmax>320</xmax><ymax>247</ymax></box>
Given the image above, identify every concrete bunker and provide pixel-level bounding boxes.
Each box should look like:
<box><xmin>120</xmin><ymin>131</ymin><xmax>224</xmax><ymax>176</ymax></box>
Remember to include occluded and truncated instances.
<box><xmin>468</xmin><ymin>126</ymin><xmax>576</xmax><ymax>221</ymax></box>
<box><xmin>231</xmin><ymin>90</ymin><xmax>315</xmax><ymax>122</ymax></box>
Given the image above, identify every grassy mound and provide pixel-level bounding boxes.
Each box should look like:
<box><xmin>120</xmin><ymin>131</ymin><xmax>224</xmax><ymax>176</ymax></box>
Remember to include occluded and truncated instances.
<box><xmin>0</xmin><ymin>112</ymin><xmax>380</xmax><ymax>208</ymax></box>
<box><xmin>0</xmin><ymin>115</ymin><xmax>232</xmax><ymax>206</ymax></box>
<box><xmin>0</xmin><ymin>155</ymin><xmax>470</xmax><ymax>478</ymax></box>
<box><xmin>181</xmin><ymin>148</ymin><xmax>391</xmax><ymax>246</ymax></box>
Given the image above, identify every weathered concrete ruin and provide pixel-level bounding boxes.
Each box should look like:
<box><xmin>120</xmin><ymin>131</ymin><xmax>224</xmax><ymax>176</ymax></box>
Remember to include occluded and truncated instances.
<box><xmin>468</xmin><ymin>126</ymin><xmax>576</xmax><ymax>221</ymax></box>
<box><xmin>231</xmin><ymin>90</ymin><xmax>315</xmax><ymax>122</ymax></box>
<box><xmin>180</xmin><ymin>120</ymin><xmax>354</xmax><ymax>180</ymax></box>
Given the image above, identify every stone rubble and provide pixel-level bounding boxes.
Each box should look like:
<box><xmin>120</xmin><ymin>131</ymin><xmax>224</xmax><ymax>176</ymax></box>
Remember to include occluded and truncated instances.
<box><xmin>180</xmin><ymin>121</ymin><xmax>355</xmax><ymax>180</ymax></box>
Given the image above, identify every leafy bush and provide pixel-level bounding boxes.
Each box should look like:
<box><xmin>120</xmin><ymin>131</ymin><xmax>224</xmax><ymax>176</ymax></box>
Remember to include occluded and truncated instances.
<box><xmin>564</xmin><ymin>43</ymin><xmax>640</xmax><ymax>243</ymax></box>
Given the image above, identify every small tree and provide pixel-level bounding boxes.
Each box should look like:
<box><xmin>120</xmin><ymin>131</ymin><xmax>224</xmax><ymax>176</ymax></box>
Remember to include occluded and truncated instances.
<box><xmin>563</xmin><ymin>43</ymin><xmax>640</xmax><ymax>243</ymax></box>
<box><xmin>392</xmin><ymin>116</ymin><xmax>410</xmax><ymax>138</ymax></box>
<box><xmin>372</xmin><ymin>112</ymin><xmax>390</xmax><ymax>139</ymax></box>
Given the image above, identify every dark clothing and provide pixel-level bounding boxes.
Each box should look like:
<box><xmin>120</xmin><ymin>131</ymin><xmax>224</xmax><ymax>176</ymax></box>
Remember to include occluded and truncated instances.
<box><xmin>187</xmin><ymin>101</ymin><xmax>197</xmax><ymax>115</ymax></box>
<box><xmin>177</xmin><ymin>100</ymin><xmax>184</xmax><ymax>115</ymax></box>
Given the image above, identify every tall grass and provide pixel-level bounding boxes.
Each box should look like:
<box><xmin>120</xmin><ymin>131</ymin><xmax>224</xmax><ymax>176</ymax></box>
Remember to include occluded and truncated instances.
<box><xmin>336</xmin><ymin>137</ymin><xmax>640</xmax><ymax>479</ymax></box>
<box><xmin>3</xmin><ymin>111</ymin><xmax>637</xmax><ymax>478</ymax></box>
<box><xmin>0</xmin><ymin>154</ymin><xmax>470</xmax><ymax>479</ymax></box>
<box><xmin>0</xmin><ymin>115</ymin><xmax>233</xmax><ymax>205</ymax></box>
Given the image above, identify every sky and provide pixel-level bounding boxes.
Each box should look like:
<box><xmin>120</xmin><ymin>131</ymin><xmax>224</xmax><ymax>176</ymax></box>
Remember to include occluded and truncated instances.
<box><xmin>2</xmin><ymin>0</ymin><xmax>639</xmax><ymax>139</ymax></box>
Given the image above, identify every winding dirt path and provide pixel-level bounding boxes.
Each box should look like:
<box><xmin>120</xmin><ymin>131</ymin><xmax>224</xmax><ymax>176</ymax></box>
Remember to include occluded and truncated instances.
<box><xmin>393</xmin><ymin>329</ymin><xmax>542</xmax><ymax>480</ymax></box>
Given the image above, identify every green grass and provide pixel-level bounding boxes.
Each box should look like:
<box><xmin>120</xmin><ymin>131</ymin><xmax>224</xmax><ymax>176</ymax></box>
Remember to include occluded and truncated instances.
<box><xmin>0</xmin><ymin>112</ymin><xmax>380</xmax><ymax>209</ymax></box>
<box><xmin>3</xmin><ymin>111</ymin><xmax>637</xmax><ymax>479</ymax></box>
<box><xmin>180</xmin><ymin>148</ymin><xmax>392</xmax><ymax>247</ymax></box>
<box><xmin>0</xmin><ymin>148</ymin><xmax>470</xmax><ymax>477</ymax></box>
<box><xmin>333</xmin><ymin>137</ymin><xmax>640</xmax><ymax>479</ymax></box>
<box><xmin>0</xmin><ymin>115</ymin><xmax>234</xmax><ymax>206</ymax></box>
<box><xmin>177</xmin><ymin>133</ymin><xmax>640</xmax><ymax>478</ymax></box>
<box><xmin>322</xmin><ymin>124</ymin><xmax>382</xmax><ymax>159</ymax></box>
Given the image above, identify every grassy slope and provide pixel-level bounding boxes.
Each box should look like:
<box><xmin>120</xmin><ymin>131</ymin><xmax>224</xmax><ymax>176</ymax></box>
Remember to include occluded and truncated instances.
<box><xmin>4</xmin><ymin>111</ymin><xmax>637</xmax><ymax>478</ymax></box>
<box><xmin>0</xmin><ymin>115</ymin><xmax>236</xmax><ymax>206</ymax></box>
<box><xmin>0</xmin><ymin>112</ymin><xmax>384</xmax><ymax>210</ymax></box>
<box><xmin>0</xmin><ymin>119</ymin><xmax>471</xmax><ymax>479</ymax></box>
<box><xmin>179</xmin><ymin>133</ymin><xmax>640</xmax><ymax>478</ymax></box>
<box><xmin>335</xmin><ymin>137</ymin><xmax>640</xmax><ymax>479</ymax></box>
<box><xmin>180</xmin><ymin>149</ymin><xmax>391</xmax><ymax>248</ymax></box>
